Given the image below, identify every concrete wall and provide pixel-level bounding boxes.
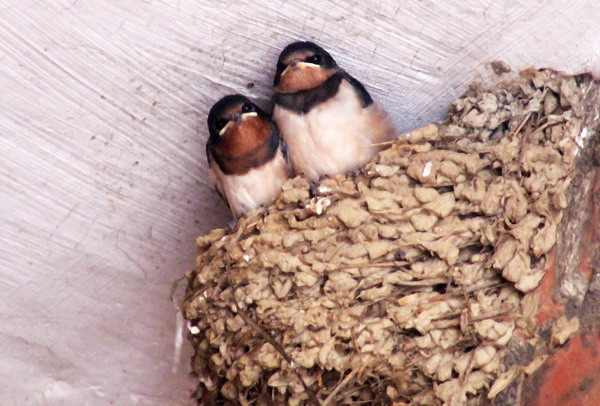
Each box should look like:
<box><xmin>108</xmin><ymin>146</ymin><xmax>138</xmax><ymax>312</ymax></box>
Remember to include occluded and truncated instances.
<box><xmin>1</xmin><ymin>0</ymin><xmax>598</xmax><ymax>404</ymax></box>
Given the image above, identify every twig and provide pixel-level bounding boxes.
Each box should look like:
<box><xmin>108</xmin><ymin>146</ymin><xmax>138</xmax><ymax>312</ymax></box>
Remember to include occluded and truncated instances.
<box><xmin>334</xmin><ymin>261</ymin><xmax>409</xmax><ymax>270</ymax></box>
<box><xmin>369</xmin><ymin>140</ymin><xmax>396</xmax><ymax>147</ymax></box>
<box><xmin>394</xmin><ymin>278</ymin><xmax>449</xmax><ymax>286</ymax></box>
<box><xmin>234</xmin><ymin>300</ymin><xmax>321</xmax><ymax>406</ymax></box>
<box><xmin>512</xmin><ymin>112</ymin><xmax>532</xmax><ymax>138</ymax></box>
<box><xmin>322</xmin><ymin>368</ymin><xmax>360</xmax><ymax>406</ymax></box>
<box><xmin>425</xmin><ymin>280</ymin><xmax>505</xmax><ymax>303</ymax></box>
<box><xmin>530</xmin><ymin>119</ymin><xmax>566</xmax><ymax>137</ymax></box>
<box><xmin>430</xmin><ymin>307</ymin><xmax>516</xmax><ymax>330</ymax></box>
<box><xmin>518</xmin><ymin>119</ymin><xmax>567</xmax><ymax>165</ymax></box>
<box><xmin>470</xmin><ymin>308</ymin><xmax>516</xmax><ymax>322</ymax></box>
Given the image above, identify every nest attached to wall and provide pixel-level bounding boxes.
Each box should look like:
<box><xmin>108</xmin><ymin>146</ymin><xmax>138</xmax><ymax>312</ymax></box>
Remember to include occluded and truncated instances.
<box><xmin>182</xmin><ymin>69</ymin><xmax>599</xmax><ymax>405</ymax></box>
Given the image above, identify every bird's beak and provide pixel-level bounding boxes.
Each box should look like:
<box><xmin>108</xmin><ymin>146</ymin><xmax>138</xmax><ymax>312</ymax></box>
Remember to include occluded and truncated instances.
<box><xmin>218</xmin><ymin>121</ymin><xmax>234</xmax><ymax>136</ymax></box>
<box><xmin>280</xmin><ymin>60</ymin><xmax>320</xmax><ymax>78</ymax></box>
<box><xmin>218</xmin><ymin>112</ymin><xmax>258</xmax><ymax>136</ymax></box>
<box><xmin>241</xmin><ymin>112</ymin><xmax>258</xmax><ymax>120</ymax></box>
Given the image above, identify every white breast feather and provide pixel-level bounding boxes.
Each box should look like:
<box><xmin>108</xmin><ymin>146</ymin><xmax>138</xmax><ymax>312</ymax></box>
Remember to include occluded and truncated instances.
<box><xmin>211</xmin><ymin>149</ymin><xmax>289</xmax><ymax>217</ymax></box>
<box><xmin>273</xmin><ymin>79</ymin><xmax>394</xmax><ymax>181</ymax></box>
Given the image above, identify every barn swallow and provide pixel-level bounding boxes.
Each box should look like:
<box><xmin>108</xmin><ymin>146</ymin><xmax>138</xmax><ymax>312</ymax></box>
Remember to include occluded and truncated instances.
<box><xmin>206</xmin><ymin>95</ymin><xmax>290</xmax><ymax>217</ymax></box>
<box><xmin>272</xmin><ymin>41</ymin><xmax>395</xmax><ymax>181</ymax></box>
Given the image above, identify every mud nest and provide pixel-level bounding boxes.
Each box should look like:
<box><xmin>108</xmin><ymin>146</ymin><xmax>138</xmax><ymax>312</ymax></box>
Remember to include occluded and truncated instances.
<box><xmin>182</xmin><ymin>69</ymin><xmax>600</xmax><ymax>405</ymax></box>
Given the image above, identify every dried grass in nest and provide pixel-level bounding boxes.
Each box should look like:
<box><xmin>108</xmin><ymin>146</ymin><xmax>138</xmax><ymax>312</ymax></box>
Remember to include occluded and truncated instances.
<box><xmin>182</xmin><ymin>69</ymin><xmax>600</xmax><ymax>406</ymax></box>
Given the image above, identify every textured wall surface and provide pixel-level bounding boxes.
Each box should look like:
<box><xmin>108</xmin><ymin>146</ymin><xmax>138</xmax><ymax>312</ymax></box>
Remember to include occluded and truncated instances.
<box><xmin>1</xmin><ymin>1</ymin><xmax>598</xmax><ymax>405</ymax></box>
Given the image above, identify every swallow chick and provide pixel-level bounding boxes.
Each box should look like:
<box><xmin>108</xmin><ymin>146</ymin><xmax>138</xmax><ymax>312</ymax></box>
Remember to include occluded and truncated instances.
<box><xmin>206</xmin><ymin>95</ymin><xmax>290</xmax><ymax>217</ymax></box>
<box><xmin>272</xmin><ymin>41</ymin><xmax>395</xmax><ymax>182</ymax></box>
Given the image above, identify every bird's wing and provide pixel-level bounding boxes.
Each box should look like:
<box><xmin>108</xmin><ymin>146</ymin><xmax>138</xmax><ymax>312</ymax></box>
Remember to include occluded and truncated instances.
<box><xmin>341</xmin><ymin>71</ymin><xmax>374</xmax><ymax>108</ymax></box>
<box><xmin>206</xmin><ymin>145</ymin><xmax>230</xmax><ymax>208</ymax></box>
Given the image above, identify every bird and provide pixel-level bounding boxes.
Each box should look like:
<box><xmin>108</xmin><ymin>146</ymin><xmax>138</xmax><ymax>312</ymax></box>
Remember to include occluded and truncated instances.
<box><xmin>272</xmin><ymin>41</ymin><xmax>395</xmax><ymax>182</ymax></box>
<box><xmin>206</xmin><ymin>94</ymin><xmax>290</xmax><ymax>217</ymax></box>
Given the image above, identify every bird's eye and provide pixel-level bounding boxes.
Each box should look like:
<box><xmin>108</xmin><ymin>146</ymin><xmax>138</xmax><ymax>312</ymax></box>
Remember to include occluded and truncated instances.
<box><xmin>214</xmin><ymin>118</ymin><xmax>229</xmax><ymax>132</ymax></box>
<box><xmin>241</xmin><ymin>102</ymin><xmax>254</xmax><ymax>113</ymax></box>
<box><xmin>306</xmin><ymin>54</ymin><xmax>323</xmax><ymax>65</ymax></box>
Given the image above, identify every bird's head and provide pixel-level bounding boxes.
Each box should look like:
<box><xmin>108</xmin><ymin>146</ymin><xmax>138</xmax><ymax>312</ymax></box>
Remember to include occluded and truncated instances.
<box><xmin>207</xmin><ymin>95</ymin><xmax>273</xmax><ymax>174</ymax></box>
<box><xmin>273</xmin><ymin>41</ymin><xmax>338</xmax><ymax>94</ymax></box>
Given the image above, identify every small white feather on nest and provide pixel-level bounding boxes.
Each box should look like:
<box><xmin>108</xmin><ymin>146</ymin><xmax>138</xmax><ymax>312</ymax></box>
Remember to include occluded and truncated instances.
<box><xmin>181</xmin><ymin>68</ymin><xmax>599</xmax><ymax>406</ymax></box>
